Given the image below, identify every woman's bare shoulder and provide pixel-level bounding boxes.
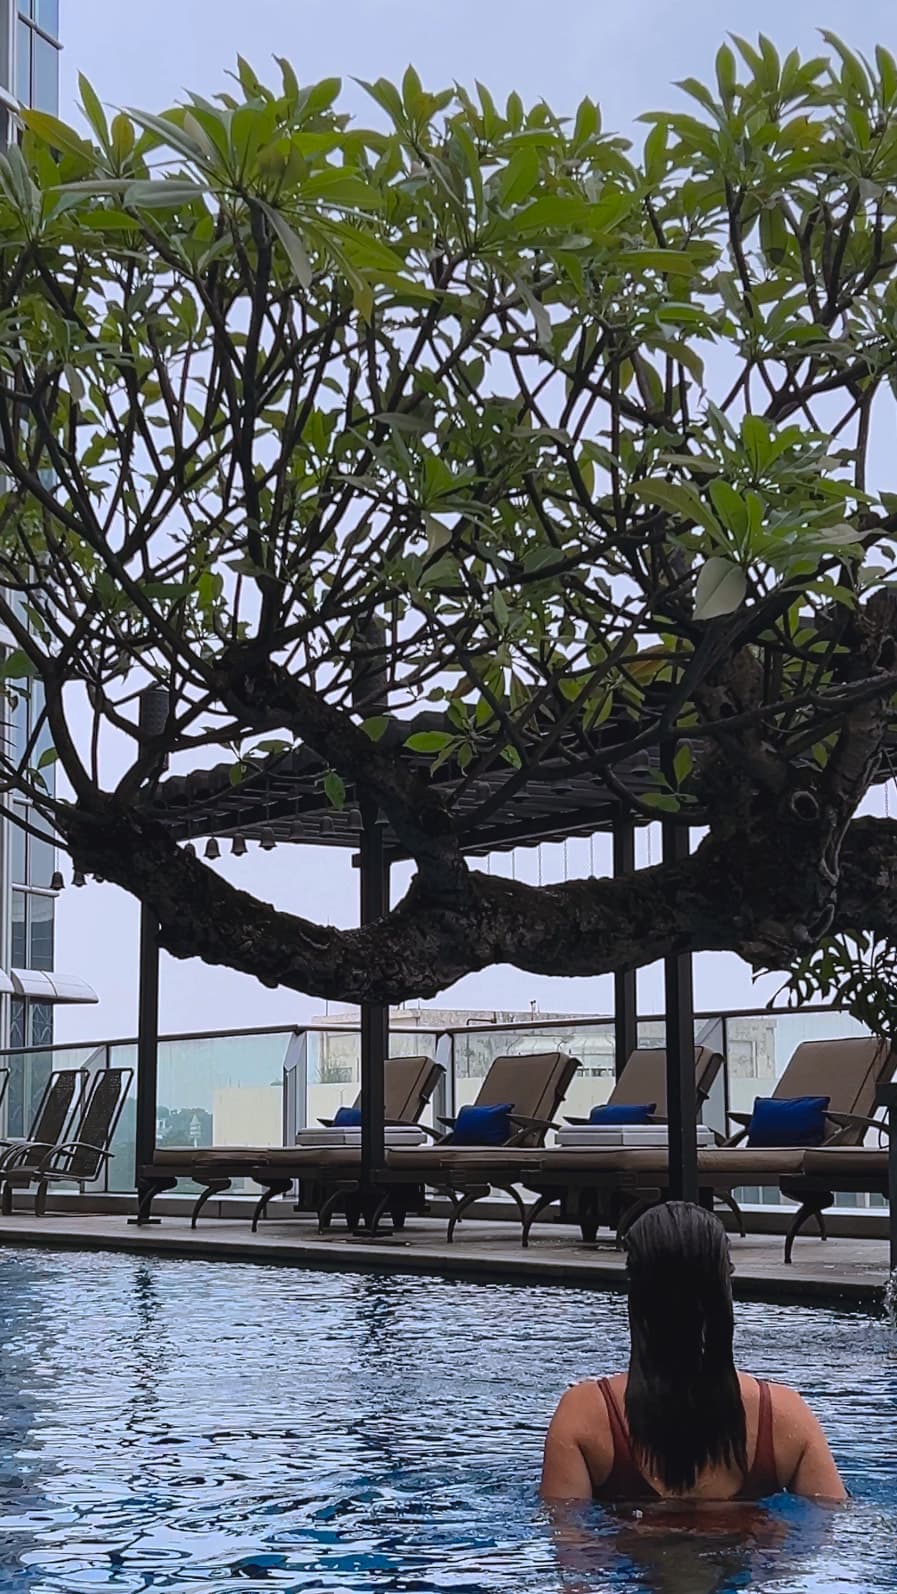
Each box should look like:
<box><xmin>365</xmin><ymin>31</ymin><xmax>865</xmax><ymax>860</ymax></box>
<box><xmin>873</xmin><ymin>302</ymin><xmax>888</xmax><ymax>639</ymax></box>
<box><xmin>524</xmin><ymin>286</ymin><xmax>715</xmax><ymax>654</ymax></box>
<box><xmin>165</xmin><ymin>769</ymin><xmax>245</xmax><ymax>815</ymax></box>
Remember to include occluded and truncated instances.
<box><xmin>548</xmin><ymin>1378</ymin><xmax>616</xmax><ymax>1442</ymax></box>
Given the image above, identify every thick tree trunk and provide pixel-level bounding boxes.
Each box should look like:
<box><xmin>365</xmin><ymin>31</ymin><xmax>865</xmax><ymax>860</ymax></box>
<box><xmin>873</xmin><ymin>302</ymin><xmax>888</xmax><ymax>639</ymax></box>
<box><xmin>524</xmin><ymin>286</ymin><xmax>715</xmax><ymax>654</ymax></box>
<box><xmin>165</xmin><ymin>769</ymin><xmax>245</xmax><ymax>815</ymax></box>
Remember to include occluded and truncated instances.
<box><xmin>60</xmin><ymin>802</ymin><xmax>897</xmax><ymax>1005</ymax></box>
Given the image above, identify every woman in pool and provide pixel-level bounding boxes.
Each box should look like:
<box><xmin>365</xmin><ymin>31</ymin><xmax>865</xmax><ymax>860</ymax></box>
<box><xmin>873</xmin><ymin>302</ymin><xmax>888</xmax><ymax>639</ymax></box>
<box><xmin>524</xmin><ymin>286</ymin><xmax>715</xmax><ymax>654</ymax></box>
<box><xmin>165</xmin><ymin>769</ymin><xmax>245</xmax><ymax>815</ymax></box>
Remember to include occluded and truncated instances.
<box><xmin>541</xmin><ymin>1201</ymin><xmax>846</xmax><ymax>1503</ymax></box>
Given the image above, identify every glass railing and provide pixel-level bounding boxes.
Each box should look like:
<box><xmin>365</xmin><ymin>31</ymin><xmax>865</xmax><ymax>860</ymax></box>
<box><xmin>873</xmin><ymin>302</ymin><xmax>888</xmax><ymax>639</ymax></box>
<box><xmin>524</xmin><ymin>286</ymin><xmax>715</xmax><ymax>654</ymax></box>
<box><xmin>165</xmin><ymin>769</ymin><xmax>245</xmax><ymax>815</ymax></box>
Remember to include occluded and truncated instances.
<box><xmin>304</xmin><ymin>1025</ymin><xmax>441</xmax><ymax>1131</ymax></box>
<box><xmin>0</xmin><ymin>1004</ymin><xmax>887</xmax><ymax>1215</ymax></box>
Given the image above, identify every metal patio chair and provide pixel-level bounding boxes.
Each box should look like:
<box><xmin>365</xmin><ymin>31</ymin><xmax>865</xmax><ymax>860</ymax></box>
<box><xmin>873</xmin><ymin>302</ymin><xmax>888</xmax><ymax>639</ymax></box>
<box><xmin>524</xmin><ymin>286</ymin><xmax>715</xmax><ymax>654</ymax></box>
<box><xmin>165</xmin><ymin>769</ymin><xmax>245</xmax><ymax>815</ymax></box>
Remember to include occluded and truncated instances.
<box><xmin>0</xmin><ymin>1066</ymin><xmax>87</xmax><ymax>1173</ymax></box>
<box><xmin>1</xmin><ymin>1066</ymin><xmax>133</xmax><ymax>1216</ymax></box>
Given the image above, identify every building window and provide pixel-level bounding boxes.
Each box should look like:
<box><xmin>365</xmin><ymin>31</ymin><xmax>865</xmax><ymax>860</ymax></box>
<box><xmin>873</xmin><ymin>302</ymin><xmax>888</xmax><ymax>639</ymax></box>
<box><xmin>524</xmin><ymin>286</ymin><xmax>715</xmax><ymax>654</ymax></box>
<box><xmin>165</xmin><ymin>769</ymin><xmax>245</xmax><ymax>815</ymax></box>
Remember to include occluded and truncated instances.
<box><xmin>10</xmin><ymin>800</ymin><xmax>57</xmax><ymax>888</ymax></box>
<box><xmin>8</xmin><ymin>679</ymin><xmax>56</xmax><ymax>796</ymax></box>
<box><xmin>11</xmin><ymin>889</ymin><xmax>26</xmax><ymax>967</ymax></box>
<box><xmin>0</xmin><ymin>5</ymin><xmax>9</xmax><ymax>93</ymax></box>
<box><xmin>11</xmin><ymin>888</ymin><xmax>55</xmax><ymax>970</ymax></box>
<box><xmin>10</xmin><ymin>997</ymin><xmax>26</xmax><ymax>1050</ymax></box>
<box><xmin>29</xmin><ymin>891</ymin><xmax>54</xmax><ymax>969</ymax></box>
<box><xmin>7</xmin><ymin>998</ymin><xmax>54</xmax><ymax>1137</ymax></box>
<box><xmin>10</xmin><ymin>0</ymin><xmax>59</xmax><ymax>118</ymax></box>
<box><xmin>30</xmin><ymin>999</ymin><xmax>53</xmax><ymax>1046</ymax></box>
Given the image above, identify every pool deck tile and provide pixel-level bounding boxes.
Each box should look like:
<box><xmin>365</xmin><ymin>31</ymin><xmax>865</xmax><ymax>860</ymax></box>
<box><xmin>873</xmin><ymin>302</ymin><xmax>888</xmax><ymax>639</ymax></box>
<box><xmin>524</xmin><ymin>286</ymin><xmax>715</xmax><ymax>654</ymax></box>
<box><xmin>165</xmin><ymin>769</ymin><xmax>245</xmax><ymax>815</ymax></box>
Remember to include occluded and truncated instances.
<box><xmin>0</xmin><ymin>1211</ymin><xmax>889</xmax><ymax>1305</ymax></box>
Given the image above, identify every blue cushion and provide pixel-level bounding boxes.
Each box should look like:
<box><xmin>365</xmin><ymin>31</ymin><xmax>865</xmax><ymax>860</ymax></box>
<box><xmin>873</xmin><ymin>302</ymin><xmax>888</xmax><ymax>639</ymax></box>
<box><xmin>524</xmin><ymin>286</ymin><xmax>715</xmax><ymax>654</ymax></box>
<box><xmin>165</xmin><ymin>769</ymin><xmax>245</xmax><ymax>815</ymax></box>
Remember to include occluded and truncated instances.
<box><xmin>746</xmin><ymin>1096</ymin><xmax>830</xmax><ymax>1148</ymax></box>
<box><xmin>589</xmin><ymin>1103</ymin><xmax>657</xmax><ymax>1125</ymax></box>
<box><xmin>333</xmin><ymin>1106</ymin><xmax>362</xmax><ymax>1127</ymax></box>
<box><xmin>453</xmin><ymin>1103</ymin><xmax>514</xmax><ymax>1146</ymax></box>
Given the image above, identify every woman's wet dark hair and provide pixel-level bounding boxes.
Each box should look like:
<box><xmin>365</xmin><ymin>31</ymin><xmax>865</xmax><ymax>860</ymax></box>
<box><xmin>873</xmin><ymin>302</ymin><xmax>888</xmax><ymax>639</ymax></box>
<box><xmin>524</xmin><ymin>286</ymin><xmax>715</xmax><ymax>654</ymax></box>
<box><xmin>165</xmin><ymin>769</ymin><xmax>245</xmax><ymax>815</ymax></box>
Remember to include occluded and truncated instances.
<box><xmin>623</xmin><ymin>1201</ymin><xmax>747</xmax><ymax>1493</ymax></box>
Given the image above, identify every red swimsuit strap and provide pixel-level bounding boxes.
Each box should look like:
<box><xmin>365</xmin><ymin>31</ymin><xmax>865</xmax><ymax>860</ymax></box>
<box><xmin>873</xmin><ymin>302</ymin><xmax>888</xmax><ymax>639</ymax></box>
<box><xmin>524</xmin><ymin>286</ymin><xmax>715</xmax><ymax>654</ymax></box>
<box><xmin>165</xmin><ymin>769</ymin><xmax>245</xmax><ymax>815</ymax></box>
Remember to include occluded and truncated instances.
<box><xmin>742</xmin><ymin>1379</ymin><xmax>778</xmax><ymax>1497</ymax></box>
<box><xmin>596</xmin><ymin>1378</ymin><xmax>656</xmax><ymax>1501</ymax></box>
<box><xmin>595</xmin><ymin>1377</ymin><xmax>779</xmax><ymax>1502</ymax></box>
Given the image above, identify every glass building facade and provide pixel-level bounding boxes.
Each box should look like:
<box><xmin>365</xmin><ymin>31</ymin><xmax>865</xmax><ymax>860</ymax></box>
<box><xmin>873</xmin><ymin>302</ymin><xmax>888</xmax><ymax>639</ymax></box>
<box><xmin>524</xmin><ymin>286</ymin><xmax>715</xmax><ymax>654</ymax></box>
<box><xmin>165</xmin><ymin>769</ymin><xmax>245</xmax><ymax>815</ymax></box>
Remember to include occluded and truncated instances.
<box><xmin>0</xmin><ymin>3</ymin><xmax>70</xmax><ymax>1069</ymax></box>
<box><xmin>1</xmin><ymin>2</ymin><xmax>60</xmax><ymax>143</ymax></box>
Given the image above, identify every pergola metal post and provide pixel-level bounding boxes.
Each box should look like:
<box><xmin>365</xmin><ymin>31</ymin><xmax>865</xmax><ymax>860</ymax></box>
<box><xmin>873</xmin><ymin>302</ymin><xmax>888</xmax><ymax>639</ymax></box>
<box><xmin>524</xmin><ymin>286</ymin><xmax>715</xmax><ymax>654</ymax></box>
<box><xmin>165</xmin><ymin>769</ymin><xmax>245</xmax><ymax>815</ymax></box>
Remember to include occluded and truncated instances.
<box><xmin>352</xmin><ymin>618</ymin><xmax>390</xmax><ymax>1200</ymax></box>
<box><xmin>876</xmin><ymin>1082</ymin><xmax>897</xmax><ymax>1273</ymax></box>
<box><xmin>612</xmin><ymin>817</ymin><xmax>637</xmax><ymax>1078</ymax></box>
<box><xmin>359</xmin><ymin>810</ymin><xmax>389</xmax><ymax>1189</ymax></box>
<box><xmin>134</xmin><ymin>903</ymin><xmax>160</xmax><ymax>1196</ymax></box>
<box><xmin>132</xmin><ymin>684</ymin><xmax>168</xmax><ymax>1212</ymax></box>
<box><xmin>662</xmin><ymin>819</ymin><xmax>698</xmax><ymax>1203</ymax></box>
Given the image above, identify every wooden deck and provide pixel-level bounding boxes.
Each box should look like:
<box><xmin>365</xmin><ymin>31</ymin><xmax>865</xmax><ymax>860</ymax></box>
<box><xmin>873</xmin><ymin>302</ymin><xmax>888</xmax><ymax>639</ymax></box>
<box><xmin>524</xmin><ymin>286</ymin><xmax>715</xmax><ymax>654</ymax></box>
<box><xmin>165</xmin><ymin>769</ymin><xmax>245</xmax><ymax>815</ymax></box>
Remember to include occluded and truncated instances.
<box><xmin>0</xmin><ymin>1209</ymin><xmax>890</xmax><ymax>1305</ymax></box>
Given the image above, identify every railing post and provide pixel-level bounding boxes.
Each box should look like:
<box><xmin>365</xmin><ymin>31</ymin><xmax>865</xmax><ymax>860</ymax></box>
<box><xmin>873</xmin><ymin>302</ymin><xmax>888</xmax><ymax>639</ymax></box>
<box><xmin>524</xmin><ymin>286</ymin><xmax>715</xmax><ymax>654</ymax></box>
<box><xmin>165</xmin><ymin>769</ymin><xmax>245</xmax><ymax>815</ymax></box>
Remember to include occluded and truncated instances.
<box><xmin>435</xmin><ymin>1031</ymin><xmax>454</xmax><ymax>1122</ymax></box>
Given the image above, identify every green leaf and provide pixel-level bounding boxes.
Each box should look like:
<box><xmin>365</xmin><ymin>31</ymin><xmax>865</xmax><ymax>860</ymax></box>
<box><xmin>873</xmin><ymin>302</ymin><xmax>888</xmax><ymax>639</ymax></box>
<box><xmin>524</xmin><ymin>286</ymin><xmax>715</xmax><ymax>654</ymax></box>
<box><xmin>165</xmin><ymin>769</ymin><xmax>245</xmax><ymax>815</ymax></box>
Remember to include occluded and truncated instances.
<box><xmin>37</xmin><ymin>745</ymin><xmax>58</xmax><ymax>770</ymax></box>
<box><xmin>741</xmin><ymin>414</ymin><xmax>772</xmax><ymax>476</ymax></box>
<box><xmin>499</xmin><ymin>146</ymin><xmax>540</xmax><ymax>208</ymax></box>
<box><xmin>125</xmin><ymin>106</ymin><xmax>215</xmax><ymax>163</ymax></box>
<box><xmin>693</xmin><ymin>556</ymin><xmax>747</xmax><ymax>621</ymax></box>
<box><xmin>79</xmin><ymin>74</ymin><xmax>109</xmax><ymax>145</ymax></box>
<box><xmin>616</xmin><ymin>249</ymin><xmax>704</xmax><ymax>275</ymax></box>
<box><xmin>361</xmin><ymin>716</ymin><xmax>389</xmax><ymax>742</ymax></box>
<box><xmin>629</xmin><ymin>478</ymin><xmax>720</xmax><ymax>537</ymax></box>
<box><xmin>262</xmin><ymin>203</ymin><xmax>313</xmax><ymax>289</ymax></box>
<box><xmin>641</xmin><ymin>791</ymin><xmax>680</xmax><ymax>812</ymax></box>
<box><xmin>875</xmin><ymin>45</ymin><xmax>897</xmax><ymax>107</ymax></box>
<box><xmin>20</xmin><ymin>109</ymin><xmax>92</xmax><ymax>161</ymax></box>
<box><xmin>323</xmin><ymin>771</ymin><xmax>346</xmax><ymax>810</ymax></box>
<box><xmin>402</xmin><ymin>63</ymin><xmax>423</xmax><ymax>115</ymax></box>
<box><xmin>493</xmin><ymin>589</ymin><xmax>510</xmax><ymax>629</ymax></box>
<box><xmin>0</xmin><ymin>649</ymin><xmax>37</xmax><ymax>679</ymax></box>
<box><xmin>124</xmin><ymin>179</ymin><xmax>206</xmax><ymax>208</ymax></box>
<box><xmin>708</xmin><ymin>480</ymin><xmax>748</xmax><ymax>537</ymax></box>
<box><xmin>276</xmin><ymin>56</ymin><xmax>300</xmax><ymax>105</ymax></box>
<box><xmin>406</xmin><ymin>731</ymin><xmax>454</xmax><ymax>753</ymax></box>
<box><xmin>759</xmin><ymin>204</ymin><xmax>788</xmax><ymax>267</ymax></box>
<box><xmin>673</xmin><ymin>744</ymin><xmax>694</xmax><ymax>786</ymax></box>
<box><xmin>643</xmin><ymin>121</ymin><xmax>668</xmax><ymax>182</ymax></box>
<box><xmin>110</xmin><ymin>112</ymin><xmax>135</xmax><ymax>162</ymax></box>
<box><xmin>573</xmin><ymin>96</ymin><xmax>600</xmax><ymax>146</ymax></box>
<box><xmin>715</xmin><ymin>43</ymin><xmax>737</xmax><ymax>106</ymax></box>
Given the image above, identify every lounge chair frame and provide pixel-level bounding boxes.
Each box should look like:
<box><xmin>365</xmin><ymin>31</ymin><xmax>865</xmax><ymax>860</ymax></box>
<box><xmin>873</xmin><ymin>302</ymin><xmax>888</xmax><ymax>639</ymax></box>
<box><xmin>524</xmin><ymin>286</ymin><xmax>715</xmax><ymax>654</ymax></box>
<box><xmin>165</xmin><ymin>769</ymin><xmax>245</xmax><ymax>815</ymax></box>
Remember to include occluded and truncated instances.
<box><xmin>1</xmin><ymin>1067</ymin><xmax>132</xmax><ymax>1215</ymax></box>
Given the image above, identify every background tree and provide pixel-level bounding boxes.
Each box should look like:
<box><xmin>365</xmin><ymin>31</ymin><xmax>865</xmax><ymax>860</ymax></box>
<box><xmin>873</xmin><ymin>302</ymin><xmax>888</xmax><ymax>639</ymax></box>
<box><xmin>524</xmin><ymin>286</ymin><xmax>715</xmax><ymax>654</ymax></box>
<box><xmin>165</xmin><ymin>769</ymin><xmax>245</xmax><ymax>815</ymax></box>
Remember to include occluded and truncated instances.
<box><xmin>1</xmin><ymin>35</ymin><xmax>897</xmax><ymax>1026</ymax></box>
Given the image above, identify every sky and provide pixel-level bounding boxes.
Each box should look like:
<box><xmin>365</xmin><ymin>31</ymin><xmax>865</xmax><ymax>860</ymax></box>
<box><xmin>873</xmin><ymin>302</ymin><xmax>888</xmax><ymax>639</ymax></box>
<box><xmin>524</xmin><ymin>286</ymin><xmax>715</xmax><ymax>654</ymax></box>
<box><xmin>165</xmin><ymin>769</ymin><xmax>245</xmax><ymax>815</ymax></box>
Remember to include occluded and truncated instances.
<box><xmin>52</xmin><ymin>0</ymin><xmax>897</xmax><ymax>1043</ymax></box>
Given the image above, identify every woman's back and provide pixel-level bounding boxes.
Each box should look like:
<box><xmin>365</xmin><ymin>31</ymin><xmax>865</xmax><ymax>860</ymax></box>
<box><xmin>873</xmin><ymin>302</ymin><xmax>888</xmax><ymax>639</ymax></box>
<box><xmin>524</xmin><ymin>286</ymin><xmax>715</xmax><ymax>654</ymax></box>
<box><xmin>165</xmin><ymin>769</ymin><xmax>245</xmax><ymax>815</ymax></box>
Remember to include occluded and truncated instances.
<box><xmin>542</xmin><ymin>1371</ymin><xmax>843</xmax><ymax>1502</ymax></box>
<box><xmin>540</xmin><ymin>1202</ymin><xmax>846</xmax><ymax>1505</ymax></box>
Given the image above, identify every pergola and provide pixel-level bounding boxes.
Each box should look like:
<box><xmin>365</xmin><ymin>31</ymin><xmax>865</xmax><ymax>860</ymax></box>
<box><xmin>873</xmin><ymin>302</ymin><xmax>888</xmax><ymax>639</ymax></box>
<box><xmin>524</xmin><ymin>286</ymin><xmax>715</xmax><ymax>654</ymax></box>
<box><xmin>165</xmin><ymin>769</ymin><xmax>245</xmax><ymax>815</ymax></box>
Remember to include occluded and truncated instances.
<box><xmin>132</xmin><ymin>698</ymin><xmax>706</xmax><ymax>1211</ymax></box>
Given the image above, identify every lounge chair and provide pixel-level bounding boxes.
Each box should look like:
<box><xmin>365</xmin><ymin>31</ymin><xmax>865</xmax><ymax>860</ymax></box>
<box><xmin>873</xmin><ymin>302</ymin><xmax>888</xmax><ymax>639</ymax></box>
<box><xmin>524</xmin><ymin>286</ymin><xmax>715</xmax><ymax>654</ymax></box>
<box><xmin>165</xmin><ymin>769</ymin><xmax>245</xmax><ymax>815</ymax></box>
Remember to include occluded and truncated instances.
<box><xmin>137</xmin><ymin>1054</ymin><xmax>443</xmax><ymax>1228</ymax></box>
<box><xmin>695</xmin><ymin>1035</ymin><xmax>897</xmax><ymax>1260</ymax></box>
<box><xmin>0</xmin><ymin>1067</ymin><xmax>88</xmax><ymax>1174</ymax></box>
<box><xmin>380</xmin><ymin>1050</ymin><xmax>581</xmax><ymax>1242</ymax></box>
<box><xmin>523</xmin><ymin>1037</ymin><xmax>895</xmax><ymax>1259</ymax></box>
<box><xmin>786</xmin><ymin>1140</ymin><xmax>890</xmax><ymax>1262</ymax></box>
<box><xmin>764</xmin><ymin>1040</ymin><xmax>896</xmax><ymax>1261</ymax></box>
<box><xmin>1</xmin><ymin>1066</ymin><xmax>132</xmax><ymax>1215</ymax></box>
<box><xmin>519</xmin><ymin>1045</ymin><xmax>724</xmax><ymax>1245</ymax></box>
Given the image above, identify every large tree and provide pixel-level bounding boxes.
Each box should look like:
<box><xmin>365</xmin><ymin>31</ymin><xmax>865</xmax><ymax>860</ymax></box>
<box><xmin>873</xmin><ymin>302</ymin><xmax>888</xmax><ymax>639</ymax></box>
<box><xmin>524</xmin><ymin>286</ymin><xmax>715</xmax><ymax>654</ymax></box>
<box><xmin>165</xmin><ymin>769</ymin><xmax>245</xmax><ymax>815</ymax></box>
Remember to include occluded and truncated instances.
<box><xmin>1</xmin><ymin>36</ymin><xmax>897</xmax><ymax>1025</ymax></box>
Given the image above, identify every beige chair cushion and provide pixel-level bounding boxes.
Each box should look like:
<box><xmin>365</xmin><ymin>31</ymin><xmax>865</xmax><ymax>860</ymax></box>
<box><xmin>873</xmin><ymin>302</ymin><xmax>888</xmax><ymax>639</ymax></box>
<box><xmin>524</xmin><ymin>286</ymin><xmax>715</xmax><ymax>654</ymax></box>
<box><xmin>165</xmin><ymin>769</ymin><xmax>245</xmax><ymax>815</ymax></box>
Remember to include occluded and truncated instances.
<box><xmin>148</xmin><ymin>1149</ymin><xmax>268</xmax><ymax>1171</ymax></box>
<box><xmin>468</xmin><ymin>1051</ymin><xmax>579</xmax><ymax>1125</ymax></box>
<box><xmin>609</xmin><ymin>1046</ymin><xmax>722</xmax><ymax>1114</ymax></box>
<box><xmin>800</xmin><ymin>1147</ymin><xmax>888</xmax><ymax>1181</ymax></box>
<box><xmin>773</xmin><ymin>1038</ymin><xmax>894</xmax><ymax>1126</ymax></box>
<box><xmin>386</xmin><ymin>1146</ymin><xmax>547</xmax><ymax>1176</ymax></box>
<box><xmin>520</xmin><ymin>1146</ymin><xmax>806</xmax><ymax>1183</ymax></box>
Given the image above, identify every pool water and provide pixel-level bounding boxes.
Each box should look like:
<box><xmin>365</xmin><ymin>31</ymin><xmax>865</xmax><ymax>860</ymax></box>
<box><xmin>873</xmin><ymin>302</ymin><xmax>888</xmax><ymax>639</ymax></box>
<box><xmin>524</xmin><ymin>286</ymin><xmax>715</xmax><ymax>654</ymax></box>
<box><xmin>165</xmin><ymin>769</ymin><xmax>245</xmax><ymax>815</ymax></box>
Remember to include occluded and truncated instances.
<box><xmin>0</xmin><ymin>1249</ymin><xmax>895</xmax><ymax>1593</ymax></box>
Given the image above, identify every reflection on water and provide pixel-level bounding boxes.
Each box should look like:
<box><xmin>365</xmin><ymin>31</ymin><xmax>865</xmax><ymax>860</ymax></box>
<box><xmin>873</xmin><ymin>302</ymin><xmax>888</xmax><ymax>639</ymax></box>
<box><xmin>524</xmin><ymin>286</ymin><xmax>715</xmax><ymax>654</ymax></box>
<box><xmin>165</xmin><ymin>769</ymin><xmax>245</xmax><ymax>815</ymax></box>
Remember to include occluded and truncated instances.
<box><xmin>0</xmin><ymin>1248</ymin><xmax>894</xmax><ymax>1592</ymax></box>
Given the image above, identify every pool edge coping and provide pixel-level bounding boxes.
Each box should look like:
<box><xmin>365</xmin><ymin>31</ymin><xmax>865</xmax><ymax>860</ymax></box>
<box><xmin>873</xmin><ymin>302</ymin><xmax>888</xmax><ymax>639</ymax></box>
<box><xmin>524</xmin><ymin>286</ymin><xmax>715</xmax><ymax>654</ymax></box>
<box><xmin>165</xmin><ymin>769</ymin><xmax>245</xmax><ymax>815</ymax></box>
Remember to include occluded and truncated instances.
<box><xmin>0</xmin><ymin>1219</ymin><xmax>885</xmax><ymax>1309</ymax></box>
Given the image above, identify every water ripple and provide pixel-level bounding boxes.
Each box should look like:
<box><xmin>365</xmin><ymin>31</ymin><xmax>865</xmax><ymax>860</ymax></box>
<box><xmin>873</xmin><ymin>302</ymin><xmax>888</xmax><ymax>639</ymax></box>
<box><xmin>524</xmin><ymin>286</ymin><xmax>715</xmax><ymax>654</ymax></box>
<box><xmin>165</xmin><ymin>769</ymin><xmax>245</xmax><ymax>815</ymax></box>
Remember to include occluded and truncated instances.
<box><xmin>0</xmin><ymin>1248</ymin><xmax>895</xmax><ymax>1592</ymax></box>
